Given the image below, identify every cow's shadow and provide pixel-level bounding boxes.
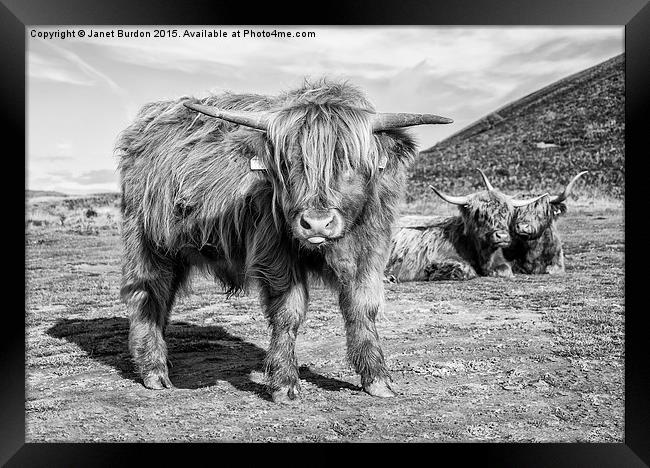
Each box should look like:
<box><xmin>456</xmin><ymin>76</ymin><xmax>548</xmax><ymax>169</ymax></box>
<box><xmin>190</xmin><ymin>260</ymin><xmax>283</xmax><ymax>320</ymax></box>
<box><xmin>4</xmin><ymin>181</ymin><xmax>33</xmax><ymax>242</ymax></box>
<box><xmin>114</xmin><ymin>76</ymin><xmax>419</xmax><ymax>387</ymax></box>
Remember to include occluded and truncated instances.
<box><xmin>46</xmin><ymin>317</ymin><xmax>359</xmax><ymax>400</ymax></box>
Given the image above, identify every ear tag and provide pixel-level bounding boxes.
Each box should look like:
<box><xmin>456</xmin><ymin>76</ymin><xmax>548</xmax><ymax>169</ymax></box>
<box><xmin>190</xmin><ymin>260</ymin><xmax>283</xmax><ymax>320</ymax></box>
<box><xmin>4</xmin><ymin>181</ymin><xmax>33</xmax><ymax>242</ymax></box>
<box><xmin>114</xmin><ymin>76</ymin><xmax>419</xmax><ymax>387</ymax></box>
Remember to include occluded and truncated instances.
<box><xmin>250</xmin><ymin>156</ymin><xmax>266</xmax><ymax>171</ymax></box>
<box><xmin>378</xmin><ymin>154</ymin><xmax>388</xmax><ymax>170</ymax></box>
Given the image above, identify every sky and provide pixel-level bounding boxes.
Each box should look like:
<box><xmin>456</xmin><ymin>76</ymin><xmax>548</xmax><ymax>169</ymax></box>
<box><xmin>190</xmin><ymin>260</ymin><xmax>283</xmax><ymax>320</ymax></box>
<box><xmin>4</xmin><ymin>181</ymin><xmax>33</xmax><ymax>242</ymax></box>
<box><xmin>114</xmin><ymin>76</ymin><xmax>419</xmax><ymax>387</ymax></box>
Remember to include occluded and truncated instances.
<box><xmin>27</xmin><ymin>26</ymin><xmax>623</xmax><ymax>194</ymax></box>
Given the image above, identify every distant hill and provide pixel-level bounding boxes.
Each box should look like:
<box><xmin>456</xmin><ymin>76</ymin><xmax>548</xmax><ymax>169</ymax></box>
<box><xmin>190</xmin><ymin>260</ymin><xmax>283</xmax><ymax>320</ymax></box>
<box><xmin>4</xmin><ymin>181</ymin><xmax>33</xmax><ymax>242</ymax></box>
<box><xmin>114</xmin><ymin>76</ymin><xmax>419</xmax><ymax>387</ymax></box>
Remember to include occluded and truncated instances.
<box><xmin>26</xmin><ymin>191</ymin><xmax>120</xmax><ymax>210</ymax></box>
<box><xmin>409</xmin><ymin>54</ymin><xmax>624</xmax><ymax>200</ymax></box>
<box><xmin>26</xmin><ymin>190</ymin><xmax>69</xmax><ymax>198</ymax></box>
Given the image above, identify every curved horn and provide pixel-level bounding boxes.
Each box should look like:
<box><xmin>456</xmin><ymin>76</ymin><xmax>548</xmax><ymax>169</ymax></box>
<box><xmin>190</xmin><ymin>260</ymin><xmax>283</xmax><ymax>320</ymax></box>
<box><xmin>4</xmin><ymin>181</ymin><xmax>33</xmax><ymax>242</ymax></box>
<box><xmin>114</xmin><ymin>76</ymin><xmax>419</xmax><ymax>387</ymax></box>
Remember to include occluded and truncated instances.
<box><xmin>549</xmin><ymin>171</ymin><xmax>588</xmax><ymax>204</ymax></box>
<box><xmin>183</xmin><ymin>102</ymin><xmax>270</xmax><ymax>131</ymax></box>
<box><xmin>429</xmin><ymin>185</ymin><xmax>469</xmax><ymax>206</ymax></box>
<box><xmin>372</xmin><ymin>113</ymin><xmax>453</xmax><ymax>131</ymax></box>
<box><xmin>477</xmin><ymin>169</ymin><xmax>495</xmax><ymax>191</ymax></box>
<box><xmin>511</xmin><ymin>193</ymin><xmax>550</xmax><ymax>208</ymax></box>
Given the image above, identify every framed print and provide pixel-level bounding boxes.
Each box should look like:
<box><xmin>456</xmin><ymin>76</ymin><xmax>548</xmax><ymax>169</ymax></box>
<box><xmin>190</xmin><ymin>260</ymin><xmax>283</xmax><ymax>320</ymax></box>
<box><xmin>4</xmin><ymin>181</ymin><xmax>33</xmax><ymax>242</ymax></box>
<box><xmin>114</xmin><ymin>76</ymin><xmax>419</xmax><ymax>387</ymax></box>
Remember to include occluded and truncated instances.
<box><xmin>5</xmin><ymin>0</ymin><xmax>649</xmax><ymax>465</ymax></box>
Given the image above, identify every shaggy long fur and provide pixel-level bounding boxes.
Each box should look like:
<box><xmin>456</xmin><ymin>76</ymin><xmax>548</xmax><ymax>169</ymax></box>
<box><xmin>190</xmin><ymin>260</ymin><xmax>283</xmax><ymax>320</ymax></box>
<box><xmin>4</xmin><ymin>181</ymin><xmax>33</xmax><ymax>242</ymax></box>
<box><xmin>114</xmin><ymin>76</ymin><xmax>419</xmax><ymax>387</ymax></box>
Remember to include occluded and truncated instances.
<box><xmin>385</xmin><ymin>191</ymin><xmax>515</xmax><ymax>281</ymax></box>
<box><xmin>504</xmin><ymin>196</ymin><xmax>567</xmax><ymax>274</ymax></box>
<box><xmin>117</xmin><ymin>78</ymin><xmax>417</xmax><ymax>399</ymax></box>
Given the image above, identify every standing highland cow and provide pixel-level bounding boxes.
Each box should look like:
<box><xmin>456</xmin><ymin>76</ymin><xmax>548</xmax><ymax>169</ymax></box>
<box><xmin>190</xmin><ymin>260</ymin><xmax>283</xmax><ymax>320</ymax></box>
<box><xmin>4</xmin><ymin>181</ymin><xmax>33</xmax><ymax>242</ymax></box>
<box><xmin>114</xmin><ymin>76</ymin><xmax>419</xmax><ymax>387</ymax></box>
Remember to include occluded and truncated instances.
<box><xmin>116</xmin><ymin>79</ymin><xmax>453</xmax><ymax>402</ymax></box>
<box><xmin>489</xmin><ymin>171</ymin><xmax>588</xmax><ymax>274</ymax></box>
<box><xmin>385</xmin><ymin>171</ymin><xmax>545</xmax><ymax>282</ymax></box>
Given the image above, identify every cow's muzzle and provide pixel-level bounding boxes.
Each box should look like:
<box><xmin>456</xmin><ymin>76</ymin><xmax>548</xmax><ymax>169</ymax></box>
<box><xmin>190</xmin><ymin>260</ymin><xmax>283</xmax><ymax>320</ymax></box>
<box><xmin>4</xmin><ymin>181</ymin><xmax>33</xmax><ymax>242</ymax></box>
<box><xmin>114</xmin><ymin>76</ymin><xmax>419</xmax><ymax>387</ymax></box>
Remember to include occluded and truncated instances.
<box><xmin>490</xmin><ymin>230</ymin><xmax>511</xmax><ymax>247</ymax></box>
<box><xmin>514</xmin><ymin>222</ymin><xmax>534</xmax><ymax>238</ymax></box>
<box><xmin>295</xmin><ymin>208</ymin><xmax>344</xmax><ymax>246</ymax></box>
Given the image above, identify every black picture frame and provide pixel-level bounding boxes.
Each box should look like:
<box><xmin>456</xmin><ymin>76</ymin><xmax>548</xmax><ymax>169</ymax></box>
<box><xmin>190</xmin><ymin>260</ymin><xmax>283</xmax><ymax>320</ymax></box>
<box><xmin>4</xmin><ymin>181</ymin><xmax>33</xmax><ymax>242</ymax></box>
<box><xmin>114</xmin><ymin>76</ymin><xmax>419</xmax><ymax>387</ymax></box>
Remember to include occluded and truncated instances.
<box><xmin>6</xmin><ymin>0</ymin><xmax>648</xmax><ymax>465</ymax></box>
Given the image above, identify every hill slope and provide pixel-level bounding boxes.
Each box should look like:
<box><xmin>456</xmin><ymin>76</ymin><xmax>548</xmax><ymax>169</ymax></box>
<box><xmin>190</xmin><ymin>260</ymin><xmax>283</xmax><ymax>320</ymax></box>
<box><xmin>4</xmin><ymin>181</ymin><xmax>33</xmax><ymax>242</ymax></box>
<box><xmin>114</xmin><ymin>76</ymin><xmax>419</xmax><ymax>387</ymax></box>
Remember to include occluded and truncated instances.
<box><xmin>408</xmin><ymin>54</ymin><xmax>624</xmax><ymax>200</ymax></box>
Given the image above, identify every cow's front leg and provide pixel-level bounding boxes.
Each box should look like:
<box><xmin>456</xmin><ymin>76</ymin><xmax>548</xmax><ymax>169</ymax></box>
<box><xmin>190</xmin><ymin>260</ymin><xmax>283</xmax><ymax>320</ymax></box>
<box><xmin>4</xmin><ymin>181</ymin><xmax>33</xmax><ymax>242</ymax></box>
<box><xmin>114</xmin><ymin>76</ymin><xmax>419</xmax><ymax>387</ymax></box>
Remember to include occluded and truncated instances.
<box><xmin>339</xmin><ymin>274</ymin><xmax>395</xmax><ymax>398</ymax></box>
<box><xmin>484</xmin><ymin>249</ymin><xmax>514</xmax><ymax>278</ymax></box>
<box><xmin>489</xmin><ymin>262</ymin><xmax>514</xmax><ymax>278</ymax></box>
<box><xmin>261</xmin><ymin>280</ymin><xmax>309</xmax><ymax>404</ymax></box>
<box><xmin>545</xmin><ymin>248</ymin><xmax>566</xmax><ymax>275</ymax></box>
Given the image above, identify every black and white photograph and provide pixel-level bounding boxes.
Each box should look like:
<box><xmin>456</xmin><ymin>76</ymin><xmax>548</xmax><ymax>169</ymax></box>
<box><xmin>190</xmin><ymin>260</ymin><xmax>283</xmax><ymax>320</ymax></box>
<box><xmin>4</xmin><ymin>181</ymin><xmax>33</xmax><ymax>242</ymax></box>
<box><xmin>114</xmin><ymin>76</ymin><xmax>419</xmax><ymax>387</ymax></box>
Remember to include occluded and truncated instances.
<box><xmin>23</xmin><ymin>23</ymin><xmax>629</xmax><ymax>445</ymax></box>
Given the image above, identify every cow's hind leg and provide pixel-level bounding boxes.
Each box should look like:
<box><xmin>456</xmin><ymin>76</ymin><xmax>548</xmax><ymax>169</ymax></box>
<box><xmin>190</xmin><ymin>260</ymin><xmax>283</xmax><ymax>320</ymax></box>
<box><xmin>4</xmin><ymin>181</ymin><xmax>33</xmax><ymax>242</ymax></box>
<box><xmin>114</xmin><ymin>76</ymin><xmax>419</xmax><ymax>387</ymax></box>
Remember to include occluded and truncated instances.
<box><xmin>339</xmin><ymin>274</ymin><xmax>395</xmax><ymax>398</ymax></box>
<box><xmin>425</xmin><ymin>261</ymin><xmax>477</xmax><ymax>281</ymax></box>
<box><xmin>121</xmin><ymin>258</ymin><xmax>187</xmax><ymax>390</ymax></box>
<box><xmin>261</xmin><ymin>280</ymin><xmax>308</xmax><ymax>403</ymax></box>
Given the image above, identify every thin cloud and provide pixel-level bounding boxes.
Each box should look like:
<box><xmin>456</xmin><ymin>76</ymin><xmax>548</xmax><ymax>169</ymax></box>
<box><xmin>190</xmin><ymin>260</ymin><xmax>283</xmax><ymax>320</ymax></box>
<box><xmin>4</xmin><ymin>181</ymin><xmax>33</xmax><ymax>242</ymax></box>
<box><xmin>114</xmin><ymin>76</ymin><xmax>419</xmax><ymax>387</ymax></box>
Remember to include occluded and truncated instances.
<box><xmin>67</xmin><ymin>27</ymin><xmax>622</xmax><ymax>86</ymax></box>
<box><xmin>69</xmin><ymin>169</ymin><xmax>118</xmax><ymax>185</ymax></box>
<box><xmin>36</xmin><ymin>39</ymin><xmax>125</xmax><ymax>95</ymax></box>
<box><xmin>31</xmin><ymin>155</ymin><xmax>74</xmax><ymax>162</ymax></box>
<box><xmin>28</xmin><ymin>52</ymin><xmax>95</xmax><ymax>86</ymax></box>
<box><xmin>32</xmin><ymin>38</ymin><xmax>137</xmax><ymax>120</ymax></box>
<box><xmin>29</xmin><ymin>142</ymin><xmax>76</xmax><ymax>163</ymax></box>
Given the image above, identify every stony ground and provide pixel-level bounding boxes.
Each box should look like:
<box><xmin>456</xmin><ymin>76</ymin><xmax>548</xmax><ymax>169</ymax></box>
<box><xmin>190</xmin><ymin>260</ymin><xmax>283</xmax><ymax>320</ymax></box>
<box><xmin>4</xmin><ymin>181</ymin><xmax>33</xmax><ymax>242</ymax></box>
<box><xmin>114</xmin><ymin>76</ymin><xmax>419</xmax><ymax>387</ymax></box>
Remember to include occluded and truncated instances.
<box><xmin>25</xmin><ymin>205</ymin><xmax>624</xmax><ymax>442</ymax></box>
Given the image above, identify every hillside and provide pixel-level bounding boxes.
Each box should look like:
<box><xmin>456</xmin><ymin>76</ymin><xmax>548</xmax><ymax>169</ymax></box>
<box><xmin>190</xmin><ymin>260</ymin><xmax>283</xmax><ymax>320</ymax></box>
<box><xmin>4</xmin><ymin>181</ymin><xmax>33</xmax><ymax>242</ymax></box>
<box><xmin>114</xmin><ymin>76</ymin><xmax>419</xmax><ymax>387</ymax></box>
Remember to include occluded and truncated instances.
<box><xmin>26</xmin><ymin>190</ymin><xmax>69</xmax><ymax>198</ymax></box>
<box><xmin>27</xmin><ymin>191</ymin><xmax>120</xmax><ymax>208</ymax></box>
<box><xmin>408</xmin><ymin>54</ymin><xmax>624</xmax><ymax>200</ymax></box>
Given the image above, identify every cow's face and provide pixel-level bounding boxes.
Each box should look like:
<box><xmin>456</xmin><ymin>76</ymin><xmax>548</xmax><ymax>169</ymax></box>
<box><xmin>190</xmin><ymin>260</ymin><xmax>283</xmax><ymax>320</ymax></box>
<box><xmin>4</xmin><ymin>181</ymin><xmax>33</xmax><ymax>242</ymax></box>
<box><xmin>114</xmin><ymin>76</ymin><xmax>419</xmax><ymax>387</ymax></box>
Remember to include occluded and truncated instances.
<box><xmin>281</xmin><ymin>153</ymin><xmax>375</xmax><ymax>249</ymax></box>
<box><xmin>459</xmin><ymin>191</ymin><xmax>513</xmax><ymax>251</ymax></box>
<box><xmin>268</xmin><ymin>109</ymin><xmax>379</xmax><ymax>249</ymax></box>
<box><xmin>471</xmin><ymin>169</ymin><xmax>586</xmax><ymax>241</ymax></box>
<box><xmin>512</xmin><ymin>196</ymin><xmax>566</xmax><ymax>240</ymax></box>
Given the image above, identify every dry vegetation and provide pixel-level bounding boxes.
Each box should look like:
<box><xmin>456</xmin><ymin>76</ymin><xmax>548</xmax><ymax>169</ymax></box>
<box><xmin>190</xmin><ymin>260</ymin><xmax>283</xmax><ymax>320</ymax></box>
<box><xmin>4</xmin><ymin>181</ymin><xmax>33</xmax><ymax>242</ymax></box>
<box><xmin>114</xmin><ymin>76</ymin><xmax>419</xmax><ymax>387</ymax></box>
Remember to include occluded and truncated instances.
<box><xmin>24</xmin><ymin>191</ymin><xmax>623</xmax><ymax>442</ymax></box>
<box><xmin>26</xmin><ymin>192</ymin><xmax>120</xmax><ymax>235</ymax></box>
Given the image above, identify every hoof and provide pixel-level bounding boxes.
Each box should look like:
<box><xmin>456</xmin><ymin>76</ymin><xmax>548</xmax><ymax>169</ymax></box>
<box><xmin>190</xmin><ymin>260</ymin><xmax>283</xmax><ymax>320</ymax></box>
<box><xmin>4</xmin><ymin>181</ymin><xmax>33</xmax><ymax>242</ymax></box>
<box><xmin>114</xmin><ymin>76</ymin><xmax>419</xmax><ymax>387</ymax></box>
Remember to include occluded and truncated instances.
<box><xmin>364</xmin><ymin>379</ymin><xmax>396</xmax><ymax>398</ymax></box>
<box><xmin>143</xmin><ymin>371</ymin><xmax>174</xmax><ymax>390</ymax></box>
<box><xmin>546</xmin><ymin>266</ymin><xmax>565</xmax><ymax>275</ymax></box>
<box><xmin>490</xmin><ymin>268</ymin><xmax>513</xmax><ymax>278</ymax></box>
<box><xmin>271</xmin><ymin>385</ymin><xmax>301</xmax><ymax>404</ymax></box>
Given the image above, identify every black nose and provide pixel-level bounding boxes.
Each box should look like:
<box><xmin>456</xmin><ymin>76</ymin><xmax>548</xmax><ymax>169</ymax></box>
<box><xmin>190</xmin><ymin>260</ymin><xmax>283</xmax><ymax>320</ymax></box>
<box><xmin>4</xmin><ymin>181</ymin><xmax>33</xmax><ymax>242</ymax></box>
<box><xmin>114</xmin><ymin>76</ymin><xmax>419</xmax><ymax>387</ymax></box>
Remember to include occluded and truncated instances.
<box><xmin>300</xmin><ymin>212</ymin><xmax>334</xmax><ymax>232</ymax></box>
<box><xmin>491</xmin><ymin>230</ymin><xmax>511</xmax><ymax>245</ymax></box>
<box><xmin>517</xmin><ymin>223</ymin><xmax>533</xmax><ymax>235</ymax></box>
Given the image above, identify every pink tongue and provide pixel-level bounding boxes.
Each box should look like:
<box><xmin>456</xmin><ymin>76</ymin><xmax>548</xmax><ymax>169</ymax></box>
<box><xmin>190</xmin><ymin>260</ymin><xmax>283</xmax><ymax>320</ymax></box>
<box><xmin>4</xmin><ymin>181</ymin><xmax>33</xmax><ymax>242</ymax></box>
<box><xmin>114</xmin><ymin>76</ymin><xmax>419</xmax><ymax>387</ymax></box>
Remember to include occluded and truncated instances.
<box><xmin>308</xmin><ymin>236</ymin><xmax>325</xmax><ymax>244</ymax></box>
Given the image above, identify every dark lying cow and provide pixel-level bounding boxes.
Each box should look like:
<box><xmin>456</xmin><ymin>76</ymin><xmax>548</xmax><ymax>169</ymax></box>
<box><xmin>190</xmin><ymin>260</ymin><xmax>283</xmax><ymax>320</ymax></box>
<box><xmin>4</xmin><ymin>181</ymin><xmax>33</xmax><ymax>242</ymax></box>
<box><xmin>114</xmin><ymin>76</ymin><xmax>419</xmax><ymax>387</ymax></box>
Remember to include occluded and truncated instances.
<box><xmin>385</xmin><ymin>174</ymin><xmax>545</xmax><ymax>281</ymax></box>
<box><xmin>116</xmin><ymin>78</ymin><xmax>453</xmax><ymax>402</ymax></box>
<box><xmin>476</xmin><ymin>170</ymin><xmax>588</xmax><ymax>274</ymax></box>
<box><xmin>499</xmin><ymin>171</ymin><xmax>588</xmax><ymax>274</ymax></box>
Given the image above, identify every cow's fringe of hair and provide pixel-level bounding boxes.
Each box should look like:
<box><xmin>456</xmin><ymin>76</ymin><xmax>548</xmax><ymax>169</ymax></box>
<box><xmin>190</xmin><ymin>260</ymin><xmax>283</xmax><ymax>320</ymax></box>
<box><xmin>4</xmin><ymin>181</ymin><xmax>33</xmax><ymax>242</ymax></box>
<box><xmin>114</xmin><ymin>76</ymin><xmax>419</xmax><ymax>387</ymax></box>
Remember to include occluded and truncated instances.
<box><xmin>512</xmin><ymin>196</ymin><xmax>566</xmax><ymax>238</ymax></box>
<box><xmin>268</xmin><ymin>102</ymin><xmax>376</xmax><ymax>196</ymax></box>
<box><xmin>458</xmin><ymin>191</ymin><xmax>513</xmax><ymax>235</ymax></box>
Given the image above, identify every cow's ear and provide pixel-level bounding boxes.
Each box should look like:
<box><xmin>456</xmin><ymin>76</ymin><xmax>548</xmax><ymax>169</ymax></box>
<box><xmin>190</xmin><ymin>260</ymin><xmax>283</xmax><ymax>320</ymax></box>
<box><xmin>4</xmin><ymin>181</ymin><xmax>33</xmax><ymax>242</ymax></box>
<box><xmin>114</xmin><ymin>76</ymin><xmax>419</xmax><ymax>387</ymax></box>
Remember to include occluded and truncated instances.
<box><xmin>374</xmin><ymin>129</ymin><xmax>418</xmax><ymax>168</ymax></box>
<box><xmin>458</xmin><ymin>205</ymin><xmax>471</xmax><ymax>234</ymax></box>
<box><xmin>240</xmin><ymin>131</ymin><xmax>272</xmax><ymax>171</ymax></box>
<box><xmin>551</xmin><ymin>201</ymin><xmax>567</xmax><ymax>217</ymax></box>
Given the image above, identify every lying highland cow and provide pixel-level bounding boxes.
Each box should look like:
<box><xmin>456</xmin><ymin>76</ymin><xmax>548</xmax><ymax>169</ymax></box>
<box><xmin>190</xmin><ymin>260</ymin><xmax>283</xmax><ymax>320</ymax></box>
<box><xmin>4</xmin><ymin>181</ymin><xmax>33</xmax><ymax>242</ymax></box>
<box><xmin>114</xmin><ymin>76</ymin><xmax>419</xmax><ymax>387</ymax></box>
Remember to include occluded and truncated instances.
<box><xmin>117</xmin><ymin>78</ymin><xmax>454</xmax><ymax>402</ymax></box>
<box><xmin>478</xmin><ymin>170</ymin><xmax>588</xmax><ymax>274</ymax></box>
<box><xmin>385</xmin><ymin>175</ymin><xmax>545</xmax><ymax>281</ymax></box>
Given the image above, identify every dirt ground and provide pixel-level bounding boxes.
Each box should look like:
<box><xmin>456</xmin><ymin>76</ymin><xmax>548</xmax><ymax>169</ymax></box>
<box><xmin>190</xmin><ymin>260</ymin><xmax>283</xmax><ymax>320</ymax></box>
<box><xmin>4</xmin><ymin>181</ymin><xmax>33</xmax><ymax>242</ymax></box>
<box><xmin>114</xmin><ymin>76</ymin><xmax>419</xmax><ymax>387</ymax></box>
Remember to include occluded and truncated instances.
<box><xmin>25</xmin><ymin>205</ymin><xmax>624</xmax><ymax>442</ymax></box>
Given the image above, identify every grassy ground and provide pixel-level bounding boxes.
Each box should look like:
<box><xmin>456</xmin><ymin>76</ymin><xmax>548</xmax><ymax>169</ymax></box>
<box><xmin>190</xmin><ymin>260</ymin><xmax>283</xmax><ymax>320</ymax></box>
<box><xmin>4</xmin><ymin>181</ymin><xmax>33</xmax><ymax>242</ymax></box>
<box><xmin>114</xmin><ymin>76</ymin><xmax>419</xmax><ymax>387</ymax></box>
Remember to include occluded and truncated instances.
<box><xmin>25</xmin><ymin>197</ymin><xmax>624</xmax><ymax>442</ymax></box>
